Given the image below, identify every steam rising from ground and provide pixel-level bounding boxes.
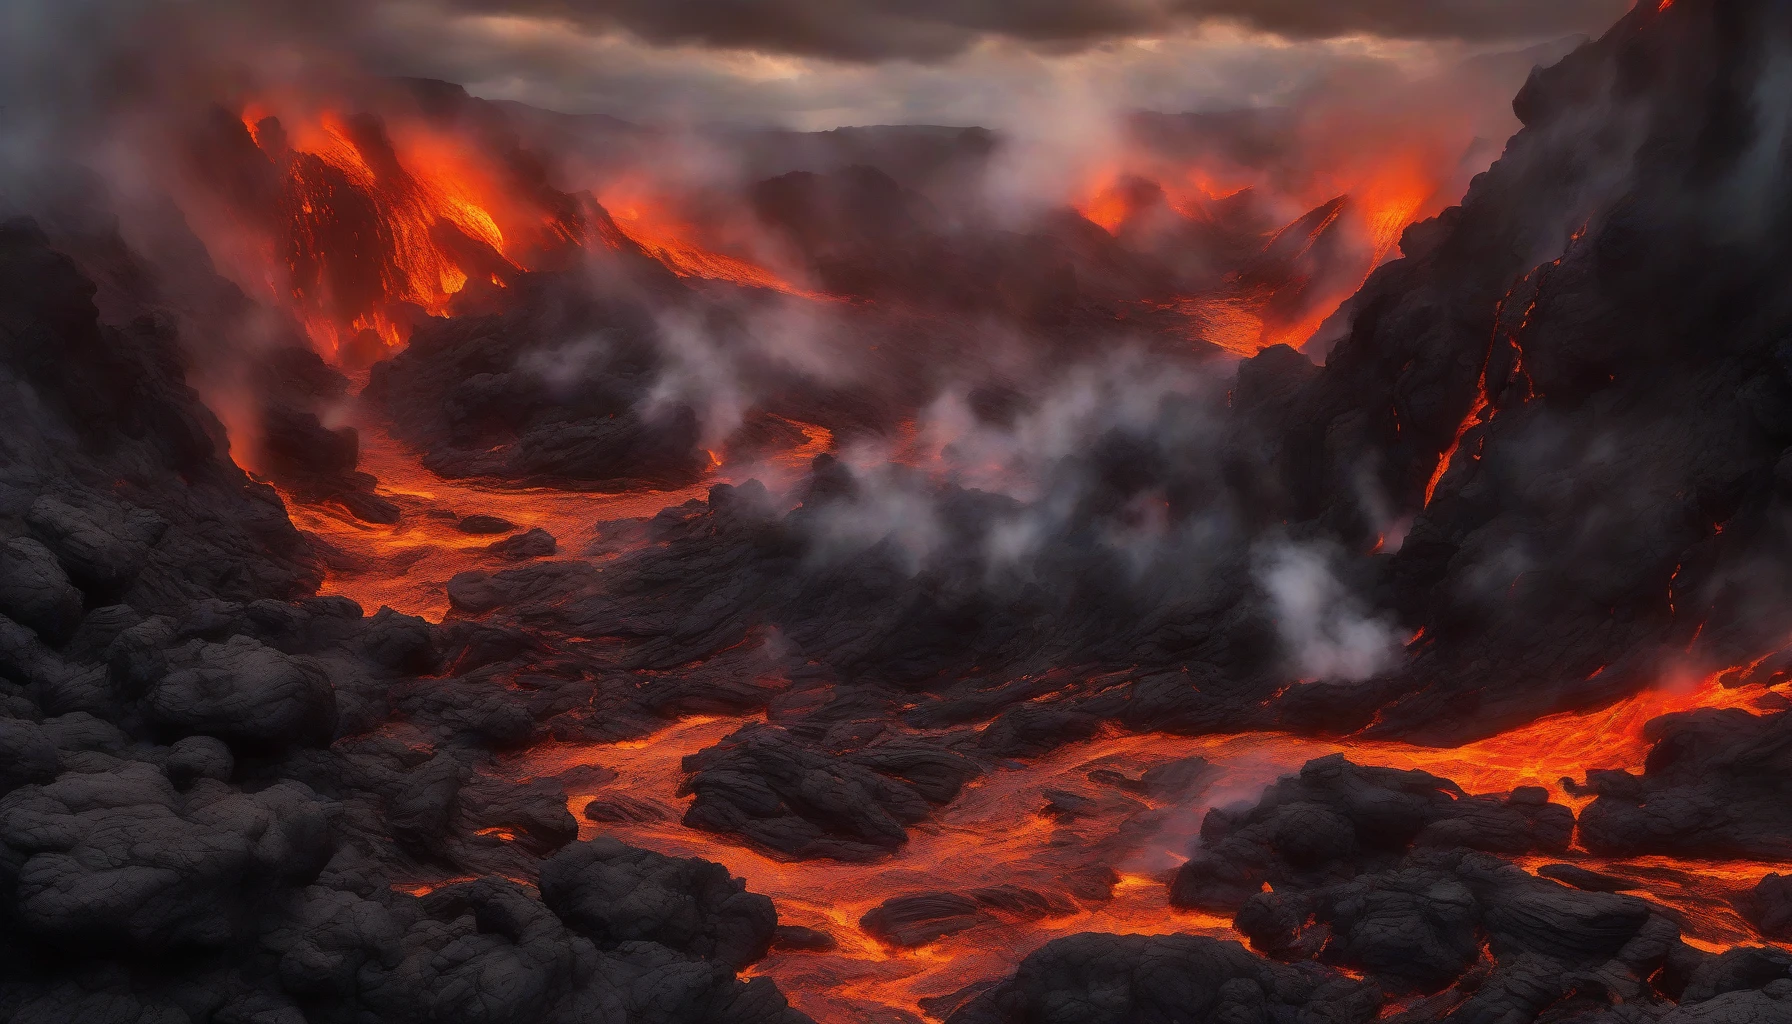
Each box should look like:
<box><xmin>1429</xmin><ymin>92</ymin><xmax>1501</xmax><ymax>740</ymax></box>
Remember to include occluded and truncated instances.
<box><xmin>1257</xmin><ymin>542</ymin><xmax>1399</xmax><ymax>682</ymax></box>
<box><xmin>0</xmin><ymin>0</ymin><xmax>1615</xmax><ymax>700</ymax></box>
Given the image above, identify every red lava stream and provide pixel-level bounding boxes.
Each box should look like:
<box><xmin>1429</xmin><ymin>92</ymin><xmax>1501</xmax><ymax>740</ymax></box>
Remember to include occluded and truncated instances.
<box><xmin>500</xmin><ymin>680</ymin><xmax>1788</xmax><ymax>1021</ymax></box>
<box><xmin>283</xmin><ymin>420</ymin><xmax>1792</xmax><ymax>1023</ymax></box>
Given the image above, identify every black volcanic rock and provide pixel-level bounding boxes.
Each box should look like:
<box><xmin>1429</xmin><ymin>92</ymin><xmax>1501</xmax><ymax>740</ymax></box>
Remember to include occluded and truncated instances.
<box><xmin>0</xmin><ymin>763</ymin><xmax>335</xmax><ymax>951</ymax></box>
<box><xmin>945</xmin><ymin>933</ymin><xmax>1381</xmax><ymax>1024</ymax></box>
<box><xmin>26</xmin><ymin>495</ymin><xmax>162</xmax><ymax>599</ymax></box>
<box><xmin>1137</xmin><ymin>753</ymin><xmax>1782</xmax><ymax>1017</ymax></box>
<box><xmin>459</xmin><ymin>513</ymin><xmax>517</xmax><ymax>535</ymax></box>
<box><xmin>751</xmin><ymin>164</ymin><xmax>1178</xmax><ymax>322</ymax></box>
<box><xmin>0</xmin><ymin>718</ymin><xmax>59</xmax><ymax>796</ymax></box>
<box><xmin>364</xmin><ymin>271</ymin><xmax>710</xmax><ymax>492</ymax></box>
<box><xmin>255</xmin><ymin>875</ymin><xmax>810</xmax><ymax>1024</ymax></box>
<box><xmin>676</xmin><ymin>723</ymin><xmax>980</xmax><ymax>861</ymax></box>
<box><xmin>1745</xmin><ymin>874</ymin><xmax>1792</xmax><ymax>941</ymax></box>
<box><xmin>141</xmin><ymin>635</ymin><xmax>338</xmax><ymax>751</ymax></box>
<box><xmin>1576</xmin><ymin>708</ymin><xmax>1792</xmax><ymax>859</ymax></box>
<box><xmin>0</xmin><ymin>221</ymin><xmax>317</xmax><ymax>609</ymax></box>
<box><xmin>487</xmin><ymin>527</ymin><xmax>557</xmax><ymax>559</ymax></box>
<box><xmin>260</xmin><ymin>405</ymin><xmax>358</xmax><ymax>485</ymax></box>
<box><xmin>1193</xmin><ymin>0</ymin><xmax>1792</xmax><ymax>743</ymax></box>
<box><xmin>163</xmin><ymin>734</ymin><xmax>234</xmax><ymax>788</ymax></box>
<box><xmin>0</xmin><ymin>217</ymin><xmax>817</xmax><ymax>1022</ymax></box>
<box><xmin>1171</xmin><ymin>755</ymin><xmax>1572</xmax><ymax>913</ymax></box>
<box><xmin>247</xmin><ymin>348</ymin><xmax>402</xmax><ymax>524</ymax></box>
<box><xmin>1536</xmin><ymin>863</ymin><xmax>1642</xmax><ymax>894</ymax></box>
<box><xmin>860</xmin><ymin>892</ymin><xmax>985</xmax><ymax>948</ymax></box>
<box><xmin>0</xmin><ymin>538</ymin><xmax>83</xmax><ymax>645</ymax></box>
<box><xmin>541</xmin><ymin>837</ymin><xmax>778</xmax><ymax>969</ymax></box>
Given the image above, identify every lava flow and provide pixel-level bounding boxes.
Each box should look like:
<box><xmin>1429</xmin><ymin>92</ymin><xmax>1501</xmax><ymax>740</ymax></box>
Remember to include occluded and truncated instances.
<box><xmin>276</xmin><ymin>387</ymin><xmax>835</xmax><ymax>622</ymax></box>
<box><xmin>228</xmin><ymin>99</ymin><xmax>586</xmax><ymax>357</ymax></box>
<box><xmin>480</xmin><ymin>669</ymin><xmax>1785</xmax><ymax>1022</ymax></box>
<box><xmin>279</xmin><ymin>421</ymin><xmax>713</xmax><ymax>622</ymax></box>
<box><xmin>1075</xmin><ymin>139</ymin><xmax>1450</xmax><ymax>357</ymax></box>
<box><xmin>596</xmin><ymin>179</ymin><xmax>817</xmax><ymax>298</ymax></box>
<box><xmin>190</xmin><ymin>93</ymin><xmax>819</xmax><ymax>366</ymax></box>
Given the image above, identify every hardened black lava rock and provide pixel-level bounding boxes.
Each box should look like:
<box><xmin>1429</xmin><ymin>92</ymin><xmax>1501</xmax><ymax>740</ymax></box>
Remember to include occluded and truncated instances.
<box><xmin>1140</xmin><ymin>754</ymin><xmax>1792</xmax><ymax>1020</ymax></box>
<box><xmin>364</xmin><ymin>269</ymin><xmax>710</xmax><ymax>492</ymax></box>
<box><xmin>1170</xmin><ymin>755</ymin><xmax>1572</xmax><ymax>913</ymax></box>
<box><xmin>0</xmin><ymin>217</ymin><xmax>814</xmax><ymax>1023</ymax></box>
<box><xmin>541</xmin><ymin>838</ymin><xmax>777</xmax><ymax>969</ymax></box>
<box><xmin>943</xmin><ymin>933</ymin><xmax>1382</xmax><ymax>1024</ymax></box>
<box><xmin>951</xmin><ymin>739</ymin><xmax>1792</xmax><ymax>1024</ymax></box>
<box><xmin>675</xmin><ymin>722</ymin><xmax>981</xmax><ymax>861</ymax></box>
<box><xmin>1576</xmin><ymin>708</ymin><xmax>1792</xmax><ymax>859</ymax></box>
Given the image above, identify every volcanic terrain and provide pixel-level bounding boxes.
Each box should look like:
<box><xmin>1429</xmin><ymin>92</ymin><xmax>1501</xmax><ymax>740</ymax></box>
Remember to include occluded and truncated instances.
<box><xmin>8</xmin><ymin>2</ymin><xmax>1792</xmax><ymax>1023</ymax></box>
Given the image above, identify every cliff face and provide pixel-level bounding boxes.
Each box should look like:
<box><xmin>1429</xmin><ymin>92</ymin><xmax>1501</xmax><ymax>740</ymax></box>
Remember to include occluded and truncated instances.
<box><xmin>1242</xmin><ymin>0</ymin><xmax>1792</xmax><ymax>740</ymax></box>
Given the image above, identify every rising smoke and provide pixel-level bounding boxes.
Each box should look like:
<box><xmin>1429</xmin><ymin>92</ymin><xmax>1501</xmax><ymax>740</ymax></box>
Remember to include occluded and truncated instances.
<box><xmin>0</xmin><ymin>0</ymin><xmax>1627</xmax><ymax>690</ymax></box>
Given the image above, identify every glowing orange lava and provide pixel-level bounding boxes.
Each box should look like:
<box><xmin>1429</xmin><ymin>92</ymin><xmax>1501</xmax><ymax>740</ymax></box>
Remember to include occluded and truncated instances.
<box><xmin>597</xmin><ymin>180</ymin><xmax>817</xmax><ymax>297</ymax></box>
<box><xmin>511</xmin><ymin>720</ymin><xmax>1244</xmax><ymax>1022</ymax></box>
<box><xmin>1426</xmin><ymin>223</ymin><xmax>1588</xmax><ymax>506</ymax></box>
<box><xmin>1424</xmin><ymin>358</ymin><xmax>1490</xmax><ymax>506</ymax></box>
<box><xmin>226</xmin><ymin>97</ymin><xmax>589</xmax><ymax>359</ymax></box>
<box><xmin>1075</xmin><ymin>147</ymin><xmax>1446</xmax><ymax>357</ymax></box>
<box><xmin>276</xmin><ymin>384</ymin><xmax>837</xmax><ymax>622</ymax></box>
<box><xmin>280</xmin><ymin>419</ymin><xmax>711</xmax><ymax>622</ymax></box>
<box><xmin>484</xmin><ymin>669</ymin><xmax>1786</xmax><ymax>1023</ymax></box>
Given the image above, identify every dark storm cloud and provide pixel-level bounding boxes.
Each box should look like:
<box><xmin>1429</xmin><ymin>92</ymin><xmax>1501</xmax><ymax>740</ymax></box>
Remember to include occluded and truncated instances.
<box><xmin>425</xmin><ymin>0</ymin><xmax>1634</xmax><ymax>61</ymax></box>
<box><xmin>0</xmin><ymin>0</ymin><xmax>1634</xmax><ymax>145</ymax></box>
<box><xmin>1183</xmin><ymin>0</ymin><xmax>1634</xmax><ymax>46</ymax></box>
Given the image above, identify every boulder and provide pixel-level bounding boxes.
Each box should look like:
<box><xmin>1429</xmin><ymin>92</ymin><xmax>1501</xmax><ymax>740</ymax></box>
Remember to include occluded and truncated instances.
<box><xmin>540</xmin><ymin>837</ymin><xmax>777</xmax><ymax>969</ymax></box>
<box><xmin>142</xmin><ymin>636</ymin><xmax>336</xmax><ymax>750</ymax></box>
<box><xmin>0</xmin><ymin>537</ymin><xmax>84</xmax><ymax>643</ymax></box>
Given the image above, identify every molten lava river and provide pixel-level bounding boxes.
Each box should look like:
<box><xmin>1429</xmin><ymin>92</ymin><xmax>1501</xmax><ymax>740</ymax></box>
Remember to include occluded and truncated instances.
<box><xmin>274</xmin><ymin>382</ymin><xmax>1792</xmax><ymax>1024</ymax></box>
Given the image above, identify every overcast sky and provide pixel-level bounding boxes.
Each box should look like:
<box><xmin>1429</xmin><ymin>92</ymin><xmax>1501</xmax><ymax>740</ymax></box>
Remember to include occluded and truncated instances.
<box><xmin>342</xmin><ymin>0</ymin><xmax>1634</xmax><ymax>128</ymax></box>
<box><xmin>2</xmin><ymin>0</ymin><xmax>1635</xmax><ymax>134</ymax></box>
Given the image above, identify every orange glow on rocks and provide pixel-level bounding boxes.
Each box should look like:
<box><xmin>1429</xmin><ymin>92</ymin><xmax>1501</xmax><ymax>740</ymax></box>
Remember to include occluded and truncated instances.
<box><xmin>279</xmin><ymin>420</ymin><xmax>712</xmax><ymax>622</ymax></box>
<box><xmin>473</xmin><ymin>669</ymin><xmax>1785</xmax><ymax>1022</ymax></box>
<box><xmin>1072</xmin><ymin>143</ymin><xmax>1451</xmax><ymax>358</ymax></box>
<box><xmin>597</xmin><ymin>178</ymin><xmax>817</xmax><ymax>297</ymax></box>
<box><xmin>229</xmin><ymin>97</ymin><xmax>586</xmax><ymax>360</ymax></box>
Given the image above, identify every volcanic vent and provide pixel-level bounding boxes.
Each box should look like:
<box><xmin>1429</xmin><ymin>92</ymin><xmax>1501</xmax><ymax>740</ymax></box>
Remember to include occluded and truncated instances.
<box><xmin>10</xmin><ymin>1</ymin><xmax>1792</xmax><ymax>1023</ymax></box>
